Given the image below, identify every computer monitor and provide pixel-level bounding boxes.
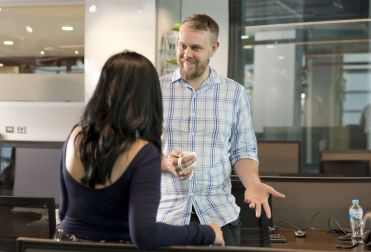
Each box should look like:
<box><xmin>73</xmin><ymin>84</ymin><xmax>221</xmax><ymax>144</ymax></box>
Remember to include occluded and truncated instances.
<box><xmin>13</xmin><ymin>147</ymin><xmax>61</xmax><ymax>206</ymax></box>
<box><xmin>0</xmin><ymin>146</ymin><xmax>14</xmax><ymax>171</ymax></box>
<box><xmin>0</xmin><ymin>146</ymin><xmax>16</xmax><ymax>195</ymax></box>
<box><xmin>0</xmin><ymin>196</ymin><xmax>56</xmax><ymax>252</ymax></box>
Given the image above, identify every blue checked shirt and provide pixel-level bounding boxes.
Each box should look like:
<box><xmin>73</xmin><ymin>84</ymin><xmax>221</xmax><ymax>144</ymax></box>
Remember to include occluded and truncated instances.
<box><xmin>157</xmin><ymin>68</ymin><xmax>258</xmax><ymax>226</ymax></box>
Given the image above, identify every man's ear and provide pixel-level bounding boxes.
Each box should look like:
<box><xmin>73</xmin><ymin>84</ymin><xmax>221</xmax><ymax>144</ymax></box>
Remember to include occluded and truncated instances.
<box><xmin>210</xmin><ymin>41</ymin><xmax>219</xmax><ymax>57</ymax></box>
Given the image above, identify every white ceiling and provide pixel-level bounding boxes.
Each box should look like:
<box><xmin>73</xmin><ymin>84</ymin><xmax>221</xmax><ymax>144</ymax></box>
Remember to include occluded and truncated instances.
<box><xmin>0</xmin><ymin>3</ymin><xmax>84</xmax><ymax>57</ymax></box>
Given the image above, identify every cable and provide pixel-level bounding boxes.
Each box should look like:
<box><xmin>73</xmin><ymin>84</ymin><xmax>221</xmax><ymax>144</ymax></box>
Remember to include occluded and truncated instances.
<box><xmin>327</xmin><ymin>216</ymin><xmax>349</xmax><ymax>235</ymax></box>
<box><xmin>301</xmin><ymin>211</ymin><xmax>323</xmax><ymax>231</ymax></box>
<box><xmin>274</xmin><ymin>219</ymin><xmax>302</xmax><ymax>230</ymax></box>
<box><xmin>274</xmin><ymin>211</ymin><xmax>348</xmax><ymax>235</ymax></box>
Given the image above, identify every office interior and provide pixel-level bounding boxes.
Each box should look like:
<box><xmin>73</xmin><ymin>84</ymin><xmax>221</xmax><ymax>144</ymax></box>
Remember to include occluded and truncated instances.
<box><xmin>0</xmin><ymin>0</ymin><xmax>371</xmax><ymax>251</ymax></box>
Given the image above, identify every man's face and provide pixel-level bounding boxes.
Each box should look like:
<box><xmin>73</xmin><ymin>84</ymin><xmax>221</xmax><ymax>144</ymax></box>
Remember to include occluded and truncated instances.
<box><xmin>176</xmin><ymin>23</ymin><xmax>218</xmax><ymax>81</ymax></box>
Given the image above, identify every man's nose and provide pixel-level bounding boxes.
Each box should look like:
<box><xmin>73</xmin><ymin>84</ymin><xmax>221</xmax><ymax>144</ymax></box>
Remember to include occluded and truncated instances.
<box><xmin>184</xmin><ymin>47</ymin><xmax>193</xmax><ymax>58</ymax></box>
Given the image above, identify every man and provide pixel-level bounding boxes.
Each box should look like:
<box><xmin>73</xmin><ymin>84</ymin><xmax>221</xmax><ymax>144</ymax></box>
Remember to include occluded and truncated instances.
<box><xmin>158</xmin><ymin>14</ymin><xmax>285</xmax><ymax>246</ymax></box>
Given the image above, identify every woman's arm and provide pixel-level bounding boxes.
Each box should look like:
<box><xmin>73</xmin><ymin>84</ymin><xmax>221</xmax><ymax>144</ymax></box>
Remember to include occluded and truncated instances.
<box><xmin>128</xmin><ymin>144</ymin><xmax>215</xmax><ymax>249</ymax></box>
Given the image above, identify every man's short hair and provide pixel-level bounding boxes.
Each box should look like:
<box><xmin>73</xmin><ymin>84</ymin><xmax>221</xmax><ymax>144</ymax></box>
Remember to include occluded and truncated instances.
<box><xmin>182</xmin><ymin>14</ymin><xmax>219</xmax><ymax>43</ymax></box>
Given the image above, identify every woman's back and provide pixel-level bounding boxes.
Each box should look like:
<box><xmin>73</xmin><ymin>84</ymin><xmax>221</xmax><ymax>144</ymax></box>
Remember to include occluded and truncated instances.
<box><xmin>65</xmin><ymin>126</ymin><xmax>149</xmax><ymax>189</ymax></box>
<box><xmin>59</xmin><ymin>126</ymin><xmax>158</xmax><ymax>241</ymax></box>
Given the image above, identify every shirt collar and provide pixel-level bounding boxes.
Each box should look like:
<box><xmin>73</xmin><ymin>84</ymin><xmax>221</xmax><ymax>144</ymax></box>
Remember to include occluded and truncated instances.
<box><xmin>171</xmin><ymin>67</ymin><xmax>221</xmax><ymax>88</ymax></box>
<box><xmin>171</xmin><ymin>68</ymin><xmax>182</xmax><ymax>84</ymax></box>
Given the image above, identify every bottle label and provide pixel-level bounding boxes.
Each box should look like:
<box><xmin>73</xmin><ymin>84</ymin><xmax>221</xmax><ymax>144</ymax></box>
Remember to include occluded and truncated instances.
<box><xmin>349</xmin><ymin>209</ymin><xmax>363</xmax><ymax>219</ymax></box>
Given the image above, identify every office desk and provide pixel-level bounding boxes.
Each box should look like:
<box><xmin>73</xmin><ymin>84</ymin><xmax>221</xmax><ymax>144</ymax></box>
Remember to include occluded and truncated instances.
<box><xmin>271</xmin><ymin>229</ymin><xmax>367</xmax><ymax>251</ymax></box>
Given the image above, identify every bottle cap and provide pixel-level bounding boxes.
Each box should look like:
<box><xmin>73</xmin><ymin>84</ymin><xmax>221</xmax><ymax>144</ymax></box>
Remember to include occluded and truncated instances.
<box><xmin>352</xmin><ymin>199</ymin><xmax>359</xmax><ymax>205</ymax></box>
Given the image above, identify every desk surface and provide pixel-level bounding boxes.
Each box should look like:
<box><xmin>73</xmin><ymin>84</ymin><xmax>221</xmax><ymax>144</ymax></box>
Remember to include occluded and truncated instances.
<box><xmin>271</xmin><ymin>229</ymin><xmax>367</xmax><ymax>251</ymax></box>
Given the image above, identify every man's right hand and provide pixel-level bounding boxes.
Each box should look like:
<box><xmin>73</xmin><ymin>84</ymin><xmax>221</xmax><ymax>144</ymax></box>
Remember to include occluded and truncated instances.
<box><xmin>161</xmin><ymin>150</ymin><xmax>196</xmax><ymax>180</ymax></box>
<box><xmin>208</xmin><ymin>223</ymin><xmax>225</xmax><ymax>246</ymax></box>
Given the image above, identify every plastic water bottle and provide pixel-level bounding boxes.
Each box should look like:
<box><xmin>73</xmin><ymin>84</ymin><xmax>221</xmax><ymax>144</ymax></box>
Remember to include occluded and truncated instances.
<box><xmin>349</xmin><ymin>199</ymin><xmax>364</xmax><ymax>243</ymax></box>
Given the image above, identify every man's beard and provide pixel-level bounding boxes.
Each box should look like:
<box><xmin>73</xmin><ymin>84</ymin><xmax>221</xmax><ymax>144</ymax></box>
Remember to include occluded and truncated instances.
<box><xmin>179</xmin><ymin>58</ymin><xmax>209</xmax><ymax>81</ymax></box>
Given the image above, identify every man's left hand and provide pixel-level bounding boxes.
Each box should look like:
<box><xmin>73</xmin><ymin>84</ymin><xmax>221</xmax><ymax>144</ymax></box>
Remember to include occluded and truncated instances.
<box><xmin>244</xmin><ymin>182</ymin><xmax>285</xmax><ymax>219</ymax></box>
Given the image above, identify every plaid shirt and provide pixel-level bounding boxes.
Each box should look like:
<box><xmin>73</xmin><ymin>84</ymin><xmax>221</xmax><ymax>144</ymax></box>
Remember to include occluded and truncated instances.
<box><xmin>157</xmin><ymin>68</ymin><xmax>258</xmax><ymax>226</ymax></box>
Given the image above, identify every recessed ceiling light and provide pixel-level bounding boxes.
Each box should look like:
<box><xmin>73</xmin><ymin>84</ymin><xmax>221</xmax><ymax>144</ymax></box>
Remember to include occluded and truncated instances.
<box><xmin>74</xmin><ymin>50</ymin><xmax>79</xmax><ymax>55</ymax></box>
<box><xmin>241</xmin><ymin>35</ymin><xmax>250</xmax><ymax>40</ymax></box>
<box><xmin>40</xmin><ymin>50</ymin><xmax>45</xmax><ymax>55</ymax></box>
<box><xmin>0</xmin><ymin>63</ymin><xmax>4</xmax><ymax>67</ymax></box>
<box><xmin>89</xmin><ymin>5</ymin><xmax>97</xmax><ymax>13</ymax></box>
<box><xmin>26</xmin><ymin>26</ymin><xmax>33</xmax><ymax>33</ymax></box>
<box><xmin>3</xmin><ymin>40</ymin><xmax>14</xmax><ymax>45</ymax></box>
<box><xmin>61</xmin><ymin>26</ymin><xmax>74</xmax><ymax>31</ymax></box>
<box><xmin>278</xmin><ymin>56</ymin><xmax>285</xmax><ymax>60</ymax></box>
<box><xmin>0</xmin><ymin>7</ymin><xmax>2</xmax><ymax>12</ymax></box>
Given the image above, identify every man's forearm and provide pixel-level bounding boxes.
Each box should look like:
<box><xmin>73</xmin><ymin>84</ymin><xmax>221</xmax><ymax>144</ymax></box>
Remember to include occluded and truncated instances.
<box><xmin>233</xmin><ymin>159</ymin><xmax>260</xmax><ymax>188</ymax></box>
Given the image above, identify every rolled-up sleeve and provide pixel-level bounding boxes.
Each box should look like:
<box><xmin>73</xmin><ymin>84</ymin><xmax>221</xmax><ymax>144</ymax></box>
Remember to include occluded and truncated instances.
<box><xmin>229</xmin><ymin>88</ymin><xmax>258</xmax><ymax>166</ymax></box>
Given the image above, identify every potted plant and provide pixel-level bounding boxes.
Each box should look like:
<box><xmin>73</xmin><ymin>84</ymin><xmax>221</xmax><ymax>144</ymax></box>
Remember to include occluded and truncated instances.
<box><xmin>166</xmin><ymin>23</ymin><xmax>180</xmax><ymax>50</ymax></box>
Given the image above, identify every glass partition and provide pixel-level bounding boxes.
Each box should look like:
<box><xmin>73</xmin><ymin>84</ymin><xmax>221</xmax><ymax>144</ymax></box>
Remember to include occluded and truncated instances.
<box><xmin>229</xmin><ymin>0</ymin><xmax>371</xmax><ymax>175</ymax></box>
<box><xmin>0</xmin><ymin>3</ymin><xmax>84</xmax><ymax>102</ymax></box>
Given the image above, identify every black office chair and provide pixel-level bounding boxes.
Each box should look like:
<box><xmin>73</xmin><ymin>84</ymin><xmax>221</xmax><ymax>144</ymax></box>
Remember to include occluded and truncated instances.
<box><xmin>319</xmin><ymin>160</ymin><xmax>370</xmax><ymax>177</ymax></box>
<box><xmin>231</xmin><ymin>176</ymin><xmax>270</xmax><ymax>247</ymax></box>
<box><xmin>0</xmin><ymin>196</ymin><xmax>56</xmax><ymax>252</ymax></box>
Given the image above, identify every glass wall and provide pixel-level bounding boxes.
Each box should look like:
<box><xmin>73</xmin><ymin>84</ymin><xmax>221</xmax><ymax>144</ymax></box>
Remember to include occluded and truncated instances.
<box><xmin>0</xmin><ymin>3</ymin><xmax>84</xmax><ymax>102</ymax></box>
<box><xmin>0</xmin><ymin>5</ymin><xmax>84</xmax><ymax>74</ymax></box>
<box><xmin>229</xmin><ymin>0</ymin><xmax>371</xmax><ymax>174</ymax></box>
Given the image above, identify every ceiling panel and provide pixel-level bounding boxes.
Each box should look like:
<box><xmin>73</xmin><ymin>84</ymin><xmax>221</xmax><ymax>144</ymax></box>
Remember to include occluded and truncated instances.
<box><xmin>0</xmin><ymin>4</ymin><xmax>84</xmax><ymax>57</ymax></box>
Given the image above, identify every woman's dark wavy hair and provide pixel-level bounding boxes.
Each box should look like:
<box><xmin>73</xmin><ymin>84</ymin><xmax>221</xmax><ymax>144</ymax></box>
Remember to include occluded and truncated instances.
<box><xmin>76</xmin><ymin>50</ymin><xmax>163</xmax><ymax>188</ymax></box>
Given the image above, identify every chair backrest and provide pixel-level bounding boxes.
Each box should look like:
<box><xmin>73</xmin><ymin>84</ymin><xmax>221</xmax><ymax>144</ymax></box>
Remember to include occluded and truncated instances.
<box><xmin>231</xmin><ymin>176</ymin><xmax>270</xmax><ymax>247</ymax></box>
<box><xmin>319</xmin><ymin>160</ymin><xmax>370</xmax><ymax>177</ymax></box>
<box><xmin>257</xmin><ymin>141</ymin><xmax>300</xmax><ymax>175</ymax></box>
<box><xmin>0</xmin><ymin>196</ymin><xmax>56</xmax><ymax>252</ymax></box>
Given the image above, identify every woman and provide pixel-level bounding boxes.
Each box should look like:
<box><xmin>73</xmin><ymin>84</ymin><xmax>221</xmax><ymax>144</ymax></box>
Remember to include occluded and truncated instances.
<box><xmin>56</xmin><ymin>51</ymin><xmax>224</xmax><ymax>249</ymax></box>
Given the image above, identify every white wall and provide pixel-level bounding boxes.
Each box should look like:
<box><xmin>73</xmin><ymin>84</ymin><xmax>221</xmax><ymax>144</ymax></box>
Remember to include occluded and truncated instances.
<box><xmin>0</xmin><ymin>102</ymin><xmax>83</xmax><ymax>141</ymax></box>
<box><xmin>181</xmin><ymin>0</ymin><xmax>229</xmax><ymax>76</ymax></box>
<box><xmin>85</xmin><ymin>0</ymin><xmax>156</xmax><ymax>102</ymax></box>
